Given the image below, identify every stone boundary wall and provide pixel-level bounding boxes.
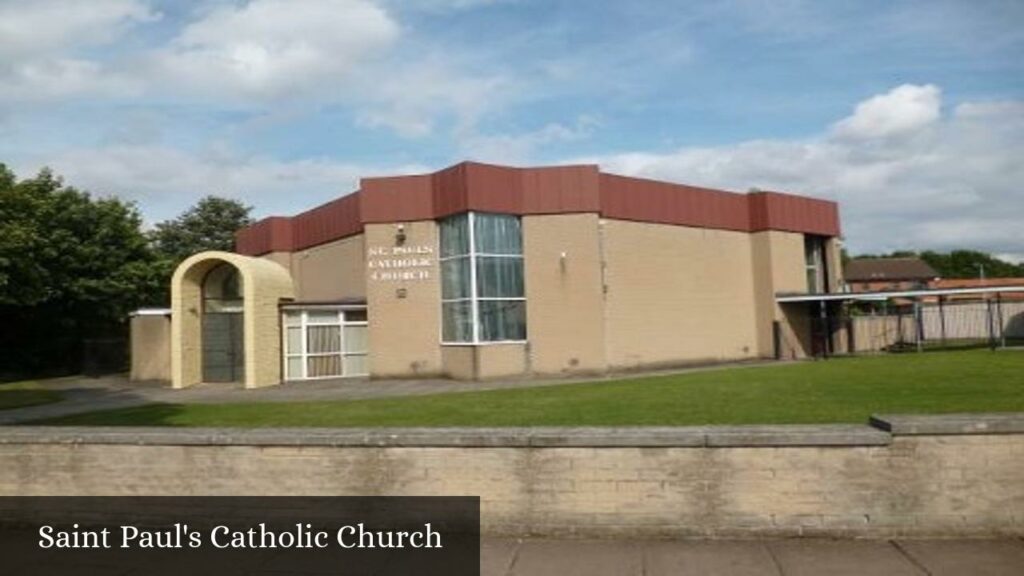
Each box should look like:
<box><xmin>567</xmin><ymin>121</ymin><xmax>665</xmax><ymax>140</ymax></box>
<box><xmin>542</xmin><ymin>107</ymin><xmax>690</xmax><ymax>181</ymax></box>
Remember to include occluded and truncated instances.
<box><xmin>0</xmin><ymin>414</ymin><xmax>1022</xmax><ymax>538</ymax></box>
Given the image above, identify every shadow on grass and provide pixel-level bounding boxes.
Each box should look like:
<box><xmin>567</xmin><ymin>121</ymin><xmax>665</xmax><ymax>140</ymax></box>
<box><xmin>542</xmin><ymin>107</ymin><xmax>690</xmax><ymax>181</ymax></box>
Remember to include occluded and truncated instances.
<box><xmin>0</xmin><ymin>383</ymin><xmax>63</xmax><ymax>411</ymax></box>
<box><xmin>30</xmin><ymin>403</ymin><xmax>189</xmax><ymax>427</ymax></box>
<box><xmin>0</xmin><ymin>376</ymin><xmax>175</xmax><ymax>425</ymax></box>
<box><xmin>884</xmin><ymin>338</ymin><xmax>1024</xmax><ymax>354</ymax></box>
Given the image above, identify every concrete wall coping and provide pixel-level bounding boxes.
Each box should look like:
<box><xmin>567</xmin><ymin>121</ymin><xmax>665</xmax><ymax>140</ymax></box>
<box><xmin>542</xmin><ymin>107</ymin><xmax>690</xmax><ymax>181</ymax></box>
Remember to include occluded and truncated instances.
<box><xmin>0</xmin><ymin>425</ymin><xmax>889</xmax><ymax>448</ymax></box>
<box><xmin>1</xmin><ymin>414</ymin><xmax>1018</xmax><ymax>448</ymax></box>
<box><xmin>870</xmin><ymin>412</ymin><xmax>1024</xmax><ymax>435</ymax></box>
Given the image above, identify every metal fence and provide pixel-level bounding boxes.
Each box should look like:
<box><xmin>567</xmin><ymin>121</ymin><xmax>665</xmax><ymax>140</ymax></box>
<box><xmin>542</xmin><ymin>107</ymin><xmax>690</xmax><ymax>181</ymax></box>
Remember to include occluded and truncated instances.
<box><xmin>847</xmin><ymin>296</ymin><xmax>1024</xmax><ymax>353</ymax></box>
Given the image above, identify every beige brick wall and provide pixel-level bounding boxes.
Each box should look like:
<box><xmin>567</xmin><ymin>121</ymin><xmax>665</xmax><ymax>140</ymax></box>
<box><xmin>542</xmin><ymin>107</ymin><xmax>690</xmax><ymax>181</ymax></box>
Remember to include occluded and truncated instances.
<box><xmin>751</xmin><ymin>230</ymin><xmax>815</xmax><ymax>359</ymax></box>
<box><xmin>244</xmin><ymin>257</ymin><xmax>297</xmax><ymax>388</ymax></box>
<box><xmin>365</xmin><ymin>221</ymin><xmax>443</xmax><ymax>378</ymax></box>
<box><xmin>129</xmin><ymin>315</ymin><xmax>171</xmax><ymax>382</ymax></box>
<box><xmin>261</xmin><ymin>251</ymin><xmax>292</xmax><ymax>275</ymax></box>
<box><xmin>288</xmin><ymin>235</ymin><xmax>366</xmax><ymax>301</ymax></box>
<box><xmin>825</xmin><ymin>236</ymin><xmax>843</xmax><ymax>291</ymax></box>
<box><xmin>1</xmin><ymin>435</ymin><xmax>1020</xmax><ymax>538</ymax></box>
<box><xmin>476</xmin><ymin>344</ymin><xmax>528</xmax><ymax>379</ymax></box>
<box><xmin>750</xmin><ymin>232</ymin><xmax>779</xmax><ymax>357</ymax></box>
<box><xmin>602</xmin><ymin>220</ymin><xmax>761</xmax><ymax>369</ymax></box>
<box><xmin>441</xmin><ymin>345</ymin><xmax>528</xmax><ymax>379</ymax></box>
<box><xmin>523</xmin><ymin>214</ymin><xmax>607</xmax><ymax>375</ymax></box>
<box><xmin>441</xmin><ymin>346</ymin><xmax>475</xmax><ymax>379</ymax></box>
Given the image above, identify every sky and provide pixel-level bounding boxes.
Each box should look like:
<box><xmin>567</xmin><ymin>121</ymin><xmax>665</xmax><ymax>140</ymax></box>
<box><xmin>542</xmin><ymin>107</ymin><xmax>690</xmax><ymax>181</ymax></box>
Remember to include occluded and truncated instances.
<box><xmin>1</xmin><ymin>0</ymin><xmax>1022</xmax><ymax>260</ymax></box>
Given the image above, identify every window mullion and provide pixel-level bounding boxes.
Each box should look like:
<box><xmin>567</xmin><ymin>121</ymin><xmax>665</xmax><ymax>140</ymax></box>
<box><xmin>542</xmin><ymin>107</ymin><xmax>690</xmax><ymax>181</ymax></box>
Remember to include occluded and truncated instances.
<box><xmin>300</xmin><ymin>311</ymin><xmax>308</xmax><ymax>379</ymax></box>
<box><xmin>337</xmin><ymin>310</ymin><xmax>345</xmax><ymax>376</ymax></box>
<box><xmin>468</xmin><ymin>211</ymin><xmax>480</xmax><ymax>344</ymax></box>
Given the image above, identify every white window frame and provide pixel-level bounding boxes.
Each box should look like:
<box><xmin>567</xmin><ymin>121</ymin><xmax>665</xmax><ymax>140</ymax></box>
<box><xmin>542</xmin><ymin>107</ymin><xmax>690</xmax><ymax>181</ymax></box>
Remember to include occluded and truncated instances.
<box><xmin>439</xmin><ymin>211</ymin><xmax>527</xmax><ymax>345</ymax></box>
<box><xmin>282</xmin><ymin>307</ymin><xmax>369</xmax><ymax>380</ymax></box>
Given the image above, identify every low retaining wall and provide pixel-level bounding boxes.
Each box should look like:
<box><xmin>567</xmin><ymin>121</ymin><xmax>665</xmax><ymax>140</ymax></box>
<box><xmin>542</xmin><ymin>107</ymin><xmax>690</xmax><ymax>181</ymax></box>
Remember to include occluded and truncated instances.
<box><xmin>1</xmin><ymin>415</ymin><xmax>1022</xmax><ymax>538</ymax></box>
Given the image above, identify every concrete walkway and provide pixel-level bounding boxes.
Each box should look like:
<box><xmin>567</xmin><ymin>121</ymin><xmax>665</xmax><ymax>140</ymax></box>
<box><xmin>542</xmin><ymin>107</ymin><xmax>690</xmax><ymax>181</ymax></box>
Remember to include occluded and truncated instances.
<box><xmin>482</xmin><ymin>538</ymin><xmax>1024</xmax><ymax>576</ymax></box>
<box><xmin>0</xmin><ymin>360</ymin><xmax>779</xmax><ymax>424</ymax></box>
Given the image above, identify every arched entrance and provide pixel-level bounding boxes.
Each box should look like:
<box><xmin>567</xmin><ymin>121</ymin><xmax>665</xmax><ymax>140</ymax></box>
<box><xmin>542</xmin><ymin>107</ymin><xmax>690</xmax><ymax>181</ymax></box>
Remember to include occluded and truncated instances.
<box><xmin>201</xmin><ymin>263</ymin><xmax>245</xmax><ymax>382</ymax></box>
<box><xmin>171</xmin><ymin>251</ymin><xmax>294</xmax><ymax>389</ymax></box>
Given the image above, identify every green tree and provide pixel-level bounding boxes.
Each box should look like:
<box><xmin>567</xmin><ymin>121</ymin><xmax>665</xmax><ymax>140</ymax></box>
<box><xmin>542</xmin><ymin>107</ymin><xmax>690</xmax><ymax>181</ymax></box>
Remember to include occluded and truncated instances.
<box><xmin>847</xmin><ymin>249</ymin><xmax>1024</xmax><ymax>279</ymax></box>
<box><xmin>919</xmin><ymin>250</ymin><xmax>1024</xmax><ymax>279</ymax></box>
<box><xmin>150</xmin><ymin>196</ymin><xmax>253</xmax><ymax>263</ymax></box>
<box><xmin>142</xmin><ymin>196</ymin><xmax>254</xmax><ymax>308</ymax></box>
<box><xmin>0</xmin><ymin>164</ymin><xmax>162</xmax><ymax>376</ymax></box>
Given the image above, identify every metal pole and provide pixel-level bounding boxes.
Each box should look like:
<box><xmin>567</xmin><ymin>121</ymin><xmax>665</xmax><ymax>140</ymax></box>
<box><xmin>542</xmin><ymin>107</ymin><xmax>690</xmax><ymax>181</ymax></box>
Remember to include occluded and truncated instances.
<box><xmin>938</xmin><ymin>296</ymin><xmax>947</xmax><ymax>347</ymax></box>
<box><xmin>845</xmin><ymin>304</ymin><xmax>854</xmax><ymax>354</ymax></box>
<box><xmin>915</xmin><ymin>299</ymin><xmax>923</xmax><ymax>353</ymax></box>
<box><xmin>896</xmin><ymin>308</ymin><xmax>903</xmax><ymax>349</ymax></box>
<box><xmin>997</xmin><ymin>293</ymin><xmax>1006</xmax><ymax>349</ymax></box>
<box><xmin>819</xmin><ymin>300</ymin><xmax>829</xmax><ymax>359</ymax></box>
<box><xmin>986</xmin><ymin>298</ymin><xmax>996</xmax><ymax>350</ymax></box>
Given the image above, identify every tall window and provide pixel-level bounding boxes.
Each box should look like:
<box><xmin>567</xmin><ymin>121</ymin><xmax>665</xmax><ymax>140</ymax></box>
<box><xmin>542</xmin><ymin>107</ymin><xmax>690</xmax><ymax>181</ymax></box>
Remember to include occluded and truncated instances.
<box><xmin>440</xmin><ymin>212</ymin><xmax>526</xmax><ymax>343</ymax></box>
<box><xmin>804</xmin><ymin>235</ymin><xmax>826</xmax><ymax>294</ymax></box>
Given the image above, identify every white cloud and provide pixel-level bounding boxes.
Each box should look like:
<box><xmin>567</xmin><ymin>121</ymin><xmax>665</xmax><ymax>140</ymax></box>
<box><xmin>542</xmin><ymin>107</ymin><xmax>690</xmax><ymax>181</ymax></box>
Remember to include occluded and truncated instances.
<box><xmin>579</xmin><ymin>84</ymin><xmax>1024</xmax><ymax>258</ymax></box>
<box><xmin>15</xmin><ymin>145</ymin><xmax>429</xmax><ymax>224</ymax></box>
<box><xmin>388</xmin><ymin>0</ymin><xmax>511</xmax><ymax>11</ymax></box>
<box><xmin>0</xmin><ymin>0</ymin><xmax>514</xmax><ymax>139</ymax></box>
<box><xmin>831</xmin><ymin>84</ymin><xmax>941</xmax><ymax>140</ymax></box>
<box><xmin>0</xmin><ymin>0</ymin><xmax>156</xmax><ymax>104</ymax></box>
<box><xmin>157</xmin><ymin>0</ymin><xmax>399</xmax><ymax>101</ymax></box>
<box><xmin>354</xmin><ymin>56</ymin><xmax>511</xmax><ymax>137</ymax></box>
<box><xmin>0</xmin><ymin>0</ymin><xmax>156</xmax><ymax>60</ymax></box>
<box><xmin>0</xmin><ymin>59</ymin><xmax>144</xmax><ymax>104</ymax></box>
<box><xmin>459</xmin><ymin>115</ymin><xmax>599</xmax><ymax>163</ymax></box>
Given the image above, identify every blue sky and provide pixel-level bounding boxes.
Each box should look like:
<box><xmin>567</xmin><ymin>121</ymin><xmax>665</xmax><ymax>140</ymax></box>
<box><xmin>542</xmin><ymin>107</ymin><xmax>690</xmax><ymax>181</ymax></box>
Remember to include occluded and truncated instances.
<box><xmin>1</xmin><ymin>0</ymin><xmax>1022</xmax><ymax>259</ymax></box>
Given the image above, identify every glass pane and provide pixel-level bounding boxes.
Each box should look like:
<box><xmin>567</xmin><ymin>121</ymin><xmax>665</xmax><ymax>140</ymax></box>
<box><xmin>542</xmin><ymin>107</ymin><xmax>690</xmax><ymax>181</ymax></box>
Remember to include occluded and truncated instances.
<box><xmin>441</xmin><ymin>257</ymin><xmax>471</xmax><ymax>299</ymax></box>
<box><xmin>286</xmin><ymin>357</ymin><xmax>303</xmax><ymax>380</ymax></box>
<box><xmin>286</xmin><ymin>327</ymin><xmax>302</xmax><ymax>353</ymax></box>
<box><xmin>478</xmin><ymin>300</ymin><xmax>526</xmax><ymax>341</ymax></box>
<box><xmin>344</xmin><ymin>326</ymin><xmax>368</xmax><ymax>353</ymax></box>
<box><xmin>307</xmin><ymin>326</ymin><xmax>340</xmax><ymax>353</ymax></box>
<box><xmin>307</xmin><ymin>355</ymin><xmax>342</xmax><ymax>378</ymax></box>
<box><xmin>442</xmin><ymin>301</ymin><xmax>473</xmax><ymax>342</ymax></box>
<box><xmin>307</xmin><ymin>310</ymin><xmax>340</xmax><ymax>324</ymax></box>
<box><xmin>344</xmin><ymin>309</ymin><xmax>367</xmax><ymax>323</ymax></box>
<box><xmin>474</xmin><ymin>213</ymin><xmax>522</xmax><ymax>255</ymax></box>
<box><xmin>807</xmin><ymin>268</ymin><xmax>820</xmax><ymax>294</ymax></box>
<box><xmin>439</xmin><ymin>213</ymin><xmax>469</xmax><ymax>257</ymax></box>
<box><xmin>804</xmin><ymin>236</ymin><xmax>821</xmax><ymax>266</ymax></box>
<box><xmin>205</xmin><ymin>299</ymin><xmax>243</xmax><ymax>313</ymax></box>
<box><xmin>344</xmin><ymin>355</ymin><xmax>368</xmax><ymax>376</ymax></box>
<box><xmin>203</xmin><ymin>264</ymin><xmax>243</xmax><ymax>299</ymax></box>
<box><xmin>284</xmin><ymin>312</ymin><xmax>302</xmax><ymax>327</ymax></box>
<box><xmin>476</xmin><ymin>256</ymin><xmax>524</xmax><ymax>298</ymax></box>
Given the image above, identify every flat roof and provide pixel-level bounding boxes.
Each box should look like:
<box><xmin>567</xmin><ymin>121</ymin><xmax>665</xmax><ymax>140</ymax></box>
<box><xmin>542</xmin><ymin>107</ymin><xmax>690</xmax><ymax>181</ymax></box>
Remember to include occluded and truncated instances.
<box><xmin>776</xmin><ymin>285</ymin><xmax>1024</xmax><ymax>303</ymax></box>
<box><xmin>236</xmin><ymin>161</ymin><xmax>840</xmax><ymax>256</ymax></box>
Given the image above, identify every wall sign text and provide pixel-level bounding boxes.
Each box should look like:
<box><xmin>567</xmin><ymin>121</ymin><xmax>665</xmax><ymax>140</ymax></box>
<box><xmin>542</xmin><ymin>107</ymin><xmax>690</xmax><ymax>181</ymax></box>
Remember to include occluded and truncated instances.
<box><xmin>367</xmin><ymin>245</ymin><xmax>434</xmax><ymax>281</ymax></box>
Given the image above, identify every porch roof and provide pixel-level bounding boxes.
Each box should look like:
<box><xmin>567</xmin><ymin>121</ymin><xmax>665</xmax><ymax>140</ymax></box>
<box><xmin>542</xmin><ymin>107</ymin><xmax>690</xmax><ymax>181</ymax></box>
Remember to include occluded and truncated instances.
<box><xmin>776</xmin><ymin>285</ymin><xmax>1024</xmax><ymax>303</ymax></box>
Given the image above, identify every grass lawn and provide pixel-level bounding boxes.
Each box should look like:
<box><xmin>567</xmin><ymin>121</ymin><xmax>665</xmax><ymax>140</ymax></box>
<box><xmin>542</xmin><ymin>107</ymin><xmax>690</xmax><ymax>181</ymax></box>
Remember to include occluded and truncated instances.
<box><xmin>35</xmin><ymin>349</ymin><xmax>1024</xmax><ymax>427</ymax></box>
<box><xmin>0</xmin><ymin>381</ymin><xmax>64</xmax><ymax>411</ymax></box>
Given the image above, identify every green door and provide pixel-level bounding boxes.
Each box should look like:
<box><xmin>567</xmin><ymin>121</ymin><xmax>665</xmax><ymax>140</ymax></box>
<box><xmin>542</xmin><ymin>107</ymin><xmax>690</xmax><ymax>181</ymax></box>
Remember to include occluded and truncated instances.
<box><xmin>202</xmin><ymin>312</ymin><xmax>244</xmax><ymax>383</ymax></box>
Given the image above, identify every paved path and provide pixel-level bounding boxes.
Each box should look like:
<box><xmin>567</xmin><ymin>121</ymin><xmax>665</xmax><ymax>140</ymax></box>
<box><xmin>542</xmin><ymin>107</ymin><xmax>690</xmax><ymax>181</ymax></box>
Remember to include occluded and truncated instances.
<box><xmin>482</xmin><ymin>538</ymin><xmax>1024</xmax><ymax>575</ymax></box>
<box><xmin>0</xmin><ymin>360</ymin><xmax>779</xmax><ymax>424</ymax></box>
